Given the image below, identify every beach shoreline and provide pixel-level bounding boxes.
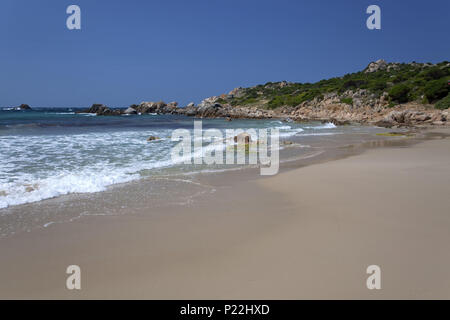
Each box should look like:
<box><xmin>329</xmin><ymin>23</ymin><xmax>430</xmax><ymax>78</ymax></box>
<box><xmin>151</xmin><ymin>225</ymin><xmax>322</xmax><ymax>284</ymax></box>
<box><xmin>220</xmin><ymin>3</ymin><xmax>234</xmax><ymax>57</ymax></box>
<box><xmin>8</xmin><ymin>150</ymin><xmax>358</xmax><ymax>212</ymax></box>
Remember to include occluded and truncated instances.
<box><xmin>0</xmin><ymin>127</ymin><xmax>449</xmax><ymax>299</ymax></box>
<box><xmin>0</xmin><ymin>120</ymin><xmax>399</xmax><ymax>236</ymax></box>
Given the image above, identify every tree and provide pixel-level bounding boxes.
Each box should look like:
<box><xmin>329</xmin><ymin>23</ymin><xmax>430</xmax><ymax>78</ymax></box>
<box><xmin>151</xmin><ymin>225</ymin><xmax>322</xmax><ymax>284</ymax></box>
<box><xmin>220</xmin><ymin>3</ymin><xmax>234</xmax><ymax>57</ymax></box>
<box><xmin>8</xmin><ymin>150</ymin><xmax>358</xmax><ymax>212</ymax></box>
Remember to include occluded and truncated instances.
<box><xmin>388</xmin><ymin>84</ymin><xmax>411</xmax><ymax>103</ymax></box>
<box><xmin>424</xmin><ymin>79</ymin><xmax>449</xmax><ymax>102</ymax></box>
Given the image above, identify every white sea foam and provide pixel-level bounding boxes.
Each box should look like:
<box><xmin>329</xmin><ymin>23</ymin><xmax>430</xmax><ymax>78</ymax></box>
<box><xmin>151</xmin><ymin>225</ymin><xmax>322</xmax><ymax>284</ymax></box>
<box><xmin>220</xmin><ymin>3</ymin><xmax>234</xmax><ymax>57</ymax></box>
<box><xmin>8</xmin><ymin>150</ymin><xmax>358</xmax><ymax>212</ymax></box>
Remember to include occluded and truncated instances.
<box><xmin>0</xmin><ymin>130</ymin><xmax>177</xmax><ymax>209</ymax></box>
<box><xmin>275</xmin><ymin>125</ymin><xmax>293</xmax><ymax>130</ymax></box>
<box><xmin>306</xmin><ymin>122</ymin><xmax>337</xmax><ymax>129</ymax></box>
<box><xmin>279</xmin><ymin>128</ymin><xmax>304</xmax><ymax>138</ymax></box>
<box><xmin>78</xmin><ymin>113</ymin><xmax>97</xmax><ymax>116</ymax></box>
<box><xmin>300</xmin><ymin>132</ymin><xmax>342</xmax><ymax>136</ymax></box>
<box><xmin>0</xmin><ymin>119</ymin><xmax>338</xmax><ymax>209</ymax></box>
<box><xmin>0</xmin><ymin>128</ymin><xmax>233</xmax><ymax>209</ymax></box>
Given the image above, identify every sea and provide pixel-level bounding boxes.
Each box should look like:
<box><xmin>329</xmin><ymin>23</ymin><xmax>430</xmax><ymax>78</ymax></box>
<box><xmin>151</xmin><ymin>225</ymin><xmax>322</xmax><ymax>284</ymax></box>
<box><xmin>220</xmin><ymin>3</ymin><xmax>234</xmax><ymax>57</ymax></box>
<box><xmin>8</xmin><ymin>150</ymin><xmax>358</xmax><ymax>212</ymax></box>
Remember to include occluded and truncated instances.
<box><xmin>0</xmin><ymin>107</ymin><xmax>393</xmax><ymax>237</ymax></box>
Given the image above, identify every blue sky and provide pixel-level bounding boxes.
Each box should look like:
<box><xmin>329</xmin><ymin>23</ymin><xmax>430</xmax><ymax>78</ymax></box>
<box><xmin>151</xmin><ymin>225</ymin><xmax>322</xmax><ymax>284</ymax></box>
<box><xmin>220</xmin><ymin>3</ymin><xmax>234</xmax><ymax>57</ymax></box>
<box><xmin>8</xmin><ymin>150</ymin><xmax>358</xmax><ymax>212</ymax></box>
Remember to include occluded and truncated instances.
<box><xmin>0</xmin><ymin>0</ymin><xmax>448</xmax><ymax>108</ymax></box>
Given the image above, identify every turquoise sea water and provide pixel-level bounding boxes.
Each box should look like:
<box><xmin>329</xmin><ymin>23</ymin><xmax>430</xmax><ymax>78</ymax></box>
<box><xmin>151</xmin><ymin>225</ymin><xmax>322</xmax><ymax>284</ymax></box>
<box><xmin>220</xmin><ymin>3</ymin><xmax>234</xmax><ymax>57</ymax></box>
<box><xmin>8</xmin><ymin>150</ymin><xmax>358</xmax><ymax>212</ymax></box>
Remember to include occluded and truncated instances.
<box><xmin>0</xmin><ymin>107</ymin><xmax>345</xmax><ymax>209</ymax></box>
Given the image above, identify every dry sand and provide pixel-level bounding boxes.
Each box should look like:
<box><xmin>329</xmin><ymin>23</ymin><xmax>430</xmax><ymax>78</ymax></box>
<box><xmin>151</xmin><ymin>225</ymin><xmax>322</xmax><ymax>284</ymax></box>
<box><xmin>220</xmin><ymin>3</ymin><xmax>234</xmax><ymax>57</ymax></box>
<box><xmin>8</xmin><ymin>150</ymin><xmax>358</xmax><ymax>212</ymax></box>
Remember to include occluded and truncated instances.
<box><xmin>1</xmin><ymin>129</ymin><xmax>450</xmax><ymax>299</ymax></box>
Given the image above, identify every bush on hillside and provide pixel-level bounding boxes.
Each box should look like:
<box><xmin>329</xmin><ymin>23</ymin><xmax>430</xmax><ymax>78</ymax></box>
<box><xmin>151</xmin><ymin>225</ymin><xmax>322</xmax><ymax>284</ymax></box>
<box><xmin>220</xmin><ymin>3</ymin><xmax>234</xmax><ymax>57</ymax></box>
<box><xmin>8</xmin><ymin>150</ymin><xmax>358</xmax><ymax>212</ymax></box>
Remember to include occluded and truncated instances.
<box><xmin>435</xmin><ymin>93</ymin><xmax>450</xmax><ymax>110</ymax></box>
<box><xmin>421</xmin><ymin>66</ymin><xmax>446</xmax><ymax>80</ymax></box>
<box><xmin>340</xmin><ymin>97</ymin><xmax>353</xmax><ymax>105</ymax></box>
<box><xmin>424</xmin><ymin>79</ymin><xmax>449</xmax><ymax>102</ymax></box>
<box><xmin>388</xmin><ymin>84</ymin><xmax>411</xmax><ymax>103</ymax></box>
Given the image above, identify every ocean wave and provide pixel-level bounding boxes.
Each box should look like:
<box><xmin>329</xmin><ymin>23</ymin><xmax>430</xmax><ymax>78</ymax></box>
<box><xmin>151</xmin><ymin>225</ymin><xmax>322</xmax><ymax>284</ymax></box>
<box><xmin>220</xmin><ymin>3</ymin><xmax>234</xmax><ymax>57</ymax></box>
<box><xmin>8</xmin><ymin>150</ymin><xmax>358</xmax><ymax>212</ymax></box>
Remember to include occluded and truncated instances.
<box><xmin>0</xmin><ymin>120</ymin><xmax>333</xmax><ymax>209</ymax></box>
<box><xmin>0</xmin><ymin>127</ymin><xmax>232</xmax><ymax>209</ymax></box>
<box><xmin>279</xmin><ymin>128</ymin><xmax>304</xmax><ymax>138</ymax></box>
<box><xmin>300</xmin><ymin>132</ymin><xmax>342</xmax><ymax>136</ymax></box>
<box><xmin>45</xmin><ymin>112</ymin><xmax>75</xmax><ymax>115</ymax></box>
<box><xmin>78</xmin><ymin>113</ymin><xmax>97</xmax><ymax>116</ymax></box>
<box><xmin>306</xmin><ymin>122</ymin><xmax>337</xmax><ymax>129</ymax></box>
<box><xmin>0</xmin><ymin>169</ymin><xmax>140</xmax><ymax>209</ymax></box>
<box><xmin>275</xmin><ymin>125</ymin><xmax>293</xmax><ymax>130</ymax></box>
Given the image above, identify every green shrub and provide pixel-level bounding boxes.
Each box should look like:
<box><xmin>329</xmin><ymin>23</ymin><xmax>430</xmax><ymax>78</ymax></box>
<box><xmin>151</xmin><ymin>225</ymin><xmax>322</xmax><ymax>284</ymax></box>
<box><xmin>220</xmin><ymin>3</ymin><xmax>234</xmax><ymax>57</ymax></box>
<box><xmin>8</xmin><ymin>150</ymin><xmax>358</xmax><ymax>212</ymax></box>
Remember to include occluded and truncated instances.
<box><xmin>388</xmin><ymin>84</ymin><xmax>411</xmax><ymax>103</ymax></box>
<box><xmin>392</xmin><ymin>74</ymin><xmax>407</xmax><ymax>83</ymax></box>
<box><xmin>340</xmin><ymin>97</ymin><xmax>353</xmax><ymax>105</ymax></box>
<box><xmin>424</xmin><ymin>79</ymin><xmax>449</xmax><ymax>102</ymax></box>
<box><xmin>342</xmin><ymin>79</ymin><xmax>367</xmax><ymax>90</ymax></box>
<box><xmin>421</xmin><ymin>66</ymin><xmax>446</xmax><ymax>80</ymax></box>
<box><xmin>267</xmin><ymin>96</ymin><xmax>285</xmax><ymax>109</ymax></box>
<box><xmin>240</xmin><ymin>97</ymin><xmax>258</xmax><ymax>105</ymax></box>
<box><xmin>267</xmin><ymin>90</ymin><xmax>323</xmax><ymax>109</ymax></box>
<box><xmin>215</xmin><ymin>98</ymin><xmax>227</xmax><ymax>104</ymax></box>
<box><xmin>435</xmin><ymin>93</ymin><xmax>450</xmax><ymax>110</ymax></box>
<box><xmin>369</xmin><ymin>80</ymin><xmax>387</xmax><ymax>92</ymax></box>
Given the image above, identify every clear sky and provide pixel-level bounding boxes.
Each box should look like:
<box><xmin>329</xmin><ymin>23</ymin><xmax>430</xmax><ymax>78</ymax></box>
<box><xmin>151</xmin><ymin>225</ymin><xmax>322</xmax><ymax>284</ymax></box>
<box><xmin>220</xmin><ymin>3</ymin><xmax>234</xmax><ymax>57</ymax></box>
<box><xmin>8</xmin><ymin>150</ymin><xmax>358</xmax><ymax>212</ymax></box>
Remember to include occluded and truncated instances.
<box><xmin>0</xmin><ymin>0</ymin><xmax>448</xmax><ymax>108</ymax></box>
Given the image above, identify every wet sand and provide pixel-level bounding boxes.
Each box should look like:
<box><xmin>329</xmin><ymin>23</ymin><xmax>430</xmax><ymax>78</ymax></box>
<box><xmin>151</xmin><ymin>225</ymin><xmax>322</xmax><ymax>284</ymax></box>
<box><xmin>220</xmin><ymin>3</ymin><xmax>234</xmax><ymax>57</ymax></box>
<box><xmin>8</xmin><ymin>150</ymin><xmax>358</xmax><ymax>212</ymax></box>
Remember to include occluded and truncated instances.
<box><xmin>1</xmin><ymin>128</ymin><xmax>450</xmax><ymax>299</ymax></box>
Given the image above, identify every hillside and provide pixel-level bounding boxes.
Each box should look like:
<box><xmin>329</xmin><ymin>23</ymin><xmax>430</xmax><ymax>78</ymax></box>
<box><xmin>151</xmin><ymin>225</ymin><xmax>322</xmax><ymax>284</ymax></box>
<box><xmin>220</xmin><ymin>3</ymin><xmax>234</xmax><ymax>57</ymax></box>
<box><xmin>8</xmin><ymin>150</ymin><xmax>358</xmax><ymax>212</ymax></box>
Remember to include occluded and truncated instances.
<box><xmin>214</xmin><ymin>60</ymin><xmax>450</xmax><ymax>110</ymax></box>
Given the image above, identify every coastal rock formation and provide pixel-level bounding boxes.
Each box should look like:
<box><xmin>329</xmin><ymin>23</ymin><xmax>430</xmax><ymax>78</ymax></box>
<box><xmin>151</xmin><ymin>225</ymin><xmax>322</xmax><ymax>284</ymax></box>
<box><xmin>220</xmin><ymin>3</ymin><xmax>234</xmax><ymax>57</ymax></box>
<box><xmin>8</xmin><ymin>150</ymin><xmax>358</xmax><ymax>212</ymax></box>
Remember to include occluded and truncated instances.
<box><xmin>124</xmin><ymin>107</ymin><xmax>137</xmax><ymax>115</ymax></box>
<box><xmin>365</xmin><ymin>59</ymin><xmax>388</xmax><ymax>73</ymax></box>
<box><xmin>147</xmin><ymin>136</ymin><xmax>160</xmax><ymax>141</ymax></box>
<box><xmin>78</xmin><ymin>104</ymin><xmax>121</xmax><ymax>116</ymax></box>
<box><xmin>18</xmin><ymin>104</ymin><xmax>32</xmax><ymax>110</ymax></box>
<box><xmin>75</xmin><ymin>95</ymin><xmax>447</xmax><ymax>127</ymax></box>
<box><xmin>134</xmin><ymin>101</ymin><xmax>170</xmax><ymax>114</ymax></box>
<box><xmin>157</xmin><ymin>92</ymin><xmax>448</xmax><ymax>128</ymax></box>
<box><xmin>78</xmin><ymin>101</ymin><xmax>181</xmax><ymax>116</ymax></box>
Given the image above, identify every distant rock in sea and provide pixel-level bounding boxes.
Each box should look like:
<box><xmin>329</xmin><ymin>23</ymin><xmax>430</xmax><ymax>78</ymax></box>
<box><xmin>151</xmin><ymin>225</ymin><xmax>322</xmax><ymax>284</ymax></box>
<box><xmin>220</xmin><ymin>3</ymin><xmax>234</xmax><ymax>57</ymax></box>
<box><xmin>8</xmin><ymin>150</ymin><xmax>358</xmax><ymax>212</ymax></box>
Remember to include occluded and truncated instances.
<box><xmin>78</xmin><ymin>103</ymin><xmax>122</xmax><ymax>116</ymax></box>
<box><xmin>18</xmin><ymin>104</ymin><xmax>32</xmax><ymax>110</ymax></box>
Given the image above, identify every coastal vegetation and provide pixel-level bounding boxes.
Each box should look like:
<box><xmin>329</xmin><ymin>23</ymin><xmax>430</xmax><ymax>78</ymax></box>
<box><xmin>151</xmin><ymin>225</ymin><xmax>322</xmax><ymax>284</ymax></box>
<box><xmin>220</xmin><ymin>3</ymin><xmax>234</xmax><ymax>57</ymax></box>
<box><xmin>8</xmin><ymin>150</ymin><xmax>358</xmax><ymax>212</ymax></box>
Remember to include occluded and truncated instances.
<box><xmin>221</xmin><ymin>60</ymin><xmax>450</xmax><ymax>110</ymax></box>
<box><xmin>435</xmin><ymin>93</ymin><xmax>450</xmax><ymax>110</ymax></box>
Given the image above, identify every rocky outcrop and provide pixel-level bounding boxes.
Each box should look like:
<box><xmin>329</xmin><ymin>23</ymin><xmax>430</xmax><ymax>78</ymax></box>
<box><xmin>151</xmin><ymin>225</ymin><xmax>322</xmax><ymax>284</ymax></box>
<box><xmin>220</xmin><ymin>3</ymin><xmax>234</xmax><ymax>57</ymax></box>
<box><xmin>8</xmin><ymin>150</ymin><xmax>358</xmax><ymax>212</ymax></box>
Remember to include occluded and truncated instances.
<box><xmin>278</xmin><ymin>90</ymin><xmax>448</xmax><ymax>127</ymax></box>
<box><xmin>123</xmin><ymin>107</ymin><xmax>137</xmax><ymax>115</ymax></box>
<box><xmin>164</xmin><ymin>96</ymin><xmax>277</xmax><ymax>119</ymax></box>
<box><xmin>365</xmin><ymin>59</ymin><xmax>388</xmax><ymax>73</ymax></box>
<box><xmin>330</xmin><ymin>119</ymin><xmax>351</xmax><ymax>126</ymax></box>
<box><xmin>74</xmin><ymin>97</ymin><xmax>448</xmax><ymax>127</ymax></box>
<box><xmin>147</xmin><ymin>136</ymin><xmax>160</xmax><ymax>141</ymax></box>
<box><xmin>133</xmin><ymin>101</ymin><xmax>170</xmax><ymax>114</ymax></box>
<box><xmin>83</xmin><ymin>104</ymin><xmax>108</xmax><ymax>114</ymax></box>
<box><xmin>74</xmin><ymin>85</ymin><xmax>448</xmax><ymax>127</ymax></box>
<box><xmin>18</xmin><ymin>104</ymin><xmax>32</xmax><ymax>110</ymax></box>
<box><xmin>129</xmin><ymin>93</ymin><xmax>446</xmax><ymax>128</ymax></box>
<box><xmin>378</xmin><ymin>109</ymin><xmax>447</xmax><ymax>127</ymax></box>
<box><xmin>78</xmin><ymin>104</ymin><xmax>121</xmax><ymax>116</ymax></box>
<box><xmin>77</xmin><ymin>101</ymin><xmax>182</xmax><ymax>116</ymax></box>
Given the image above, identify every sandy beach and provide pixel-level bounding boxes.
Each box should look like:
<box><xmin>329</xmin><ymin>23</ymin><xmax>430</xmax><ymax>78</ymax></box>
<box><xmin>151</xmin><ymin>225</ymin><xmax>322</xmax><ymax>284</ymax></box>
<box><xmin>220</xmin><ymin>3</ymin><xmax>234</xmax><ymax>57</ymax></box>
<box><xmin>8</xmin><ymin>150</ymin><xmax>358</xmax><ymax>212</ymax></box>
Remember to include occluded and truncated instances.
<box><xmin>1</xmin><ymin>128</ymin><xmax>450</xmax><ymax>299</ymax></box>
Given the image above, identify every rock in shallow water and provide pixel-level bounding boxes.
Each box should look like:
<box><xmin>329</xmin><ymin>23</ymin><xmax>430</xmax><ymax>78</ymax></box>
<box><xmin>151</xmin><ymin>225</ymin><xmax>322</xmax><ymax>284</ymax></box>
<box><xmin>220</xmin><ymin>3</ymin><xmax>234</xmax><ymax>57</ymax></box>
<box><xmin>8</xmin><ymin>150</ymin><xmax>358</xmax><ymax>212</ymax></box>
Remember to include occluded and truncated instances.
<box><xmin>78</xmin><ymin>104</ymin><xmax>122</xmax><ymax>116</ymax></box>
<box><xmin>147</xmin><ymin>136</ymin><xmax>160</xmax><ymax>142</ymax></box>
